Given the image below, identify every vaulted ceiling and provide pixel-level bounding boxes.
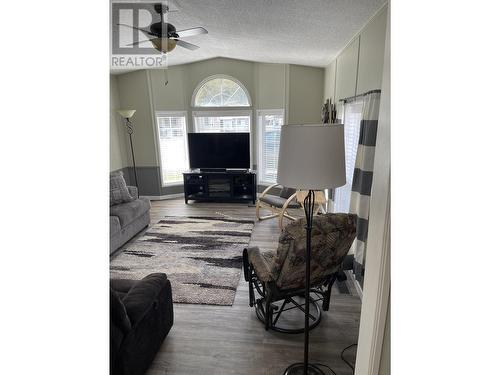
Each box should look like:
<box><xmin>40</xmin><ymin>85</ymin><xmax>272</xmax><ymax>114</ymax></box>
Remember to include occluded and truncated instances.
<box><xmin>112</xmin><ymin>0</ymin><xmax>386</xmax><ymax>70</ymax></box>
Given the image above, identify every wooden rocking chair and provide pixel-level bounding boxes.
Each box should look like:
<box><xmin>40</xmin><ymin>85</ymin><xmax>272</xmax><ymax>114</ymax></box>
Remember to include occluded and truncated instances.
<box><xmin>255</xmin><ymin>184</ymin><xmax>300</xmax><ymax>230</ymax></box>
<box><xmin>256</xmin><ymin>185</ymin><xmax>329</xmax><ymax>230</ymax></box>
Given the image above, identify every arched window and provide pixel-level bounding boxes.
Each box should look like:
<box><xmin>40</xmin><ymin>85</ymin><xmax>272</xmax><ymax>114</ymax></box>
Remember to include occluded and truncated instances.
<box><xmin>192</xmin><ymin>75</ymin><xmax>251</xmax><ymax>107</ymax></box>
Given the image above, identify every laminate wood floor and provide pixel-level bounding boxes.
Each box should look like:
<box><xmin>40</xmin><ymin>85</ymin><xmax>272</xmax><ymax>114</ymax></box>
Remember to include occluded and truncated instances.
<box><xmin>137</xmin><ymin>199</ymin><xmax>361</xmax><ymax>375</ymax></box>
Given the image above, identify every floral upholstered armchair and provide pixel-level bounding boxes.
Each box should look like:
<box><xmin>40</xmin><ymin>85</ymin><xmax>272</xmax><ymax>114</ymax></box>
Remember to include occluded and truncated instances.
<box><xmin>243</xmin><ymin>213</ymin><xmax>357</xmax><ymax>333</ymax></box>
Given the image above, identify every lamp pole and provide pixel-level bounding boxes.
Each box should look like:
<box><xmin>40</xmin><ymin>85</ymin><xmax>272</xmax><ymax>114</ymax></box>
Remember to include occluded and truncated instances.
<box><xmin>284</xmin><ymin>190</ymin><xmax>324</xmax><ymax>375</ymax></box>
<box><xmin>124</xmin><ymin>117</ymin><xmax>139</xmax><ymax>196</ymax></box>
<box><xmin>278</xmin><ymin>124</ymin><xmax>346</xmax><ymax>375</ymax></box>
<box><xmin>117</xmin><ymin>110</ymin><xmax>139</xmax><ymax>196</ymax></box>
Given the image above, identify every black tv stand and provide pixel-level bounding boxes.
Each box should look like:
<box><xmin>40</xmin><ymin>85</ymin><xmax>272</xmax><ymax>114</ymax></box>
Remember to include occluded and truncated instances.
<box><xmin>183</xmin><ymin>170</ymin><xmax>256</xmax><ymax>204</ymax></box>
<box><xmin>199</xmin><ymin>168</ymin><xmax>227</xmax><ymax>172</ymax></box>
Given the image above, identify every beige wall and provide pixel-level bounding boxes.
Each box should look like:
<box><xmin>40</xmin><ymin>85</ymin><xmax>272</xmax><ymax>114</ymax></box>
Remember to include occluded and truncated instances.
<box><xmin>150</xmin><ymin>65</ymin><xmax>188</xmax><ymax>111</ymax></box>
<box><xmin>110</xmin><ymin>75</ymin><xmax>130</xmax><ymax>171</ymax></box>
<box><xmin>255</xmin><ymin>63</ymin><xmax>287</xmax><ymax>110</ymax></box>
<box><xmin>116</xmin><ymin>70</ymin><xmax>158</xmax><ymax>167</ymax></box>
<box><xmin>324</xmin><ymin>3</ymin><xmax>388</xmax><ymax>103</ymax></box>
<box><xmin>287</xmin><ymin>64</ymin><xmax>325</xmax><ymax>125</ymax></box>
<box><xmin>335</xmin><ymin>37</ymin><xmax>360</xmax><ymax>101</ymax></box>
<box><xmin>112</xmin><ymin>57</ymin><xmax>324</xmax><ymax>172</ymax></box>
<box><xmin>323</xmin><ymin>60</ymin><xmax>336</xmax><ymax>102</ymax></box>
<box><xmin>357</xmin><ymin>5</ymin><xmax>388</xmax><ymax>94</ymax></box>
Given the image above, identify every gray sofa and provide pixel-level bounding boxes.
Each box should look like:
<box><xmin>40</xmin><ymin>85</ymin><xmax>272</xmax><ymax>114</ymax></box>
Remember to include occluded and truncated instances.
<box><xmin>110</xmin><ymin>186</ymin><xmax>151</xmax><ymax>254</ymax></box>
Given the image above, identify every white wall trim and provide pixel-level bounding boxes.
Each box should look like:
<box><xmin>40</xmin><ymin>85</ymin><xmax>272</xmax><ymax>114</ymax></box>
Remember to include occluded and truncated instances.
<box><xmin>141</xmin><ymin>193</ymin><xmax>185</xmax><ymax>201</ymax></box>
<box><xmin>284</xmin><ymin>64</ymin><xmax>290</xmax><ymax>125</ymax></box>
<box><xmin>354</xmin><ymin>5</ymin><xmax>390</xmax><ymax>374</ymax></box>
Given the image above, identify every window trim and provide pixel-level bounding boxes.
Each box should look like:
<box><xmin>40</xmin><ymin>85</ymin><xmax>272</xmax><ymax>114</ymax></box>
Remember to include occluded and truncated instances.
<box><xmin>191</xmin><ymin>74</ymin><xmax>252</xmax><ymax>108</ymax></box>
<box><xmin>257</xmin><ymin>109</ymin><xmax>285</xmax><ymax>185</ymax></box>
<box><xmin>154</xmin><ymin>110</ymin><xmax>189</xmax><ymax>187</ymax></box>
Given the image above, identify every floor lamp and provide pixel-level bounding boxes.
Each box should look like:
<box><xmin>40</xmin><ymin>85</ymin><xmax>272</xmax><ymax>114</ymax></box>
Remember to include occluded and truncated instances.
<box><xmin>277</xmin><ymin>124</ymin><xmax>346</xmax><ymax>375</ymax></box>
<box><xmin>117</xmin><ymin>109</ymin><xmax>139</xmax><ymax>196</ymax></box>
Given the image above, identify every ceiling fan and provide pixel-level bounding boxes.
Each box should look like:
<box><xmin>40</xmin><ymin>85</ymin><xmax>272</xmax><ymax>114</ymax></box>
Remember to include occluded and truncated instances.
<box><xmin>118</xmin><ymin>3</ymin><xmax>208</xmax><ymax>53</ymax></box>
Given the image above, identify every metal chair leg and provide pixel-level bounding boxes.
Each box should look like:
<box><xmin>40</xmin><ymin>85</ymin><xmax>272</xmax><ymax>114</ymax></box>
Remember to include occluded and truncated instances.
<box><xmin>249</xmin><ymin>272</ymin><xmax>255</xmax><ymax>307</ymax></box>
<box><xmin>322</xmin><ymin>275</ymin><xmax>337</xmax><ymax>311</ymax></box>
<box><xmin>265</xmin><ymin>298</ymin><xmax>272</xmax><ymax>331</ymax></box>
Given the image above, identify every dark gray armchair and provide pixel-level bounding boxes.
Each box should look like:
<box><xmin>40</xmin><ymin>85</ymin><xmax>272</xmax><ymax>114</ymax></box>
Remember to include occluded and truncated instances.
<box><xmin>111</xmin><ymin>273</ymin><xmax>174</xmax><ymax>375</ymax></box>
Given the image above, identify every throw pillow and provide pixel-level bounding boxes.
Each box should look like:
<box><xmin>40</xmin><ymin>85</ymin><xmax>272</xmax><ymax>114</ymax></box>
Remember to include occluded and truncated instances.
<box><xmin>110</xmin><ymin>171</ymin><xmax>134</xmax><ymax>206</ymax></box>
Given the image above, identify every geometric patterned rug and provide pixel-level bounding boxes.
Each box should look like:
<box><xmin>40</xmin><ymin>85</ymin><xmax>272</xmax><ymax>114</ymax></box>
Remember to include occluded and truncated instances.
<box><xmin>110</xmin><ymin>215</ymin><xmax>254</xmax><ymax>306</ymax></box>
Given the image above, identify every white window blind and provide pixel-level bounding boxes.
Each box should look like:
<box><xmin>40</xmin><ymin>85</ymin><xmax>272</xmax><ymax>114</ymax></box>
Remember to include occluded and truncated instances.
<box><xmin>156</xmin><ymin>112</ymin><xmax>188</xmax><ymax>185</ymax></box>
<box><xmin>193</xmin><ymin>111</ymin><xmax>251</xmax><ymax>133</ymax></box>
<box><xmin>333</xmin><ymin>100</ymin><xmax>363</xmax><ymax>213</ymax></box>
<box><xmin>258</xmin><ymin>110</ymin><xmax>284</xmax><ymax>184</ymax></box>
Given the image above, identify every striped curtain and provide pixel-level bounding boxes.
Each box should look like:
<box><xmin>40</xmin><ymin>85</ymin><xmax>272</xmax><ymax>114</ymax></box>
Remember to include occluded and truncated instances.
<box><xmin>349</xmin><ymin>91</ymin><xmax>381</xmax><ymax>287</ymax></box>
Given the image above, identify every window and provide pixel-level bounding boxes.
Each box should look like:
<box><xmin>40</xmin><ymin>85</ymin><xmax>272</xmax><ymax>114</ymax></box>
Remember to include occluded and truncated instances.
<box><xmin>333</xmin><ymin>100</ymin><xmax>363</xmax><ymax>213</ymax></box>
<box><xmin>193</xmin><ymin>75</ymin><xmax>251</xmax><ymax>107</ymax></box>
<box><xmin>257</xmin><ymin>110</ymin><xmax>284</xmax><ymax>184</ymax></box>
<box><xmin>191</xmin><ymin>76</ymin><xmax>253</xmax><ymax>166</ymax></box>
<box><xmin>155</xmin><ymin>112</ymin><xmax>188</xmax><ymax>185</ymax></box>
<box><xmin>193</xmin><ymin>110</ymin><xmax>251</xmax><ymax>133</ymax></box>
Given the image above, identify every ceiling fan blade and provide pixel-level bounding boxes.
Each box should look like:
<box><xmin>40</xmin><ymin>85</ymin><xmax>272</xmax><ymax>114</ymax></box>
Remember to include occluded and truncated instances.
<box><xmin>127</xmin><ymin>39</ymin><xmax>155</xmax><ymax>46</ymax></box>
<box><xmin>117</xmin><ymin>23</ymin><xmax>155</xmax><ymax>37</ymax></box>
<box><xmin>175</xmin><ymin>27</ymin><xmax>208</xmax><ymax>38</ymax></box>
<box><xmin>175</xmin><ymin>39</ymin><xmax>200</xmax><ymax>50</ymax></box>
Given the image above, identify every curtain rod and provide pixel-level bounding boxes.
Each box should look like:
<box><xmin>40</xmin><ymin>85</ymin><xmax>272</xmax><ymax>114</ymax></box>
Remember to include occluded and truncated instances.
<box><xmin>340</xmin><ymin>89</ymin><xmax>381</xmax><ymax>103</ymax></box>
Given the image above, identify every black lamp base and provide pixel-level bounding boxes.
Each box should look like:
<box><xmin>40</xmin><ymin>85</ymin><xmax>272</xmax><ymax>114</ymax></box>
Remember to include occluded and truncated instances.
<box><xmin>283</xmin><ymin>363</ymin><xmax>325</xmax><ymax>375</ymax></box>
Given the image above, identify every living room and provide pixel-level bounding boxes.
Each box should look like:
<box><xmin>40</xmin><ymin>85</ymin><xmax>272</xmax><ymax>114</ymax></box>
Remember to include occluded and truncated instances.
<box><xmin>109</xmin><ymin>1</ymin><xmax>389</xmax><ymax>374</ymax></box>
<box><xmin>5</xmin><ymin>1</ymin><xmax>500</xmax><ymax>375</ymax></box>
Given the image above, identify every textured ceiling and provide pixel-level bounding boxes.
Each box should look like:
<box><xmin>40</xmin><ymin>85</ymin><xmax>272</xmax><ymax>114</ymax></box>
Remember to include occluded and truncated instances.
<box><xmin>112</xmin><ymin>0</ymin><xmax>386</xmax><ymax>71</ymax></box>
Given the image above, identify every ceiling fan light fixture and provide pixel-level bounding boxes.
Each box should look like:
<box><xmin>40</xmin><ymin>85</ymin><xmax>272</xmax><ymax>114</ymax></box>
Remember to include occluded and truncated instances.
<box><xmin>151</xmin><ymin>38</ymin><xmax>177</xmax><ymax>53</ymax></box>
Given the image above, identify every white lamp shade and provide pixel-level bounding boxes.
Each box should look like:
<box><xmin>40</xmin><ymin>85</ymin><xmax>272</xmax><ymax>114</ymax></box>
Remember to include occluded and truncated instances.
<box><xmin>117</xmin><ymin>109</ymin><xmax>136</xmax><ymax>119</ymax></box>
<box><xmin>277</xmin><ymin>124</ymin><xmax>346</xmax><ymax>190</ymax></box>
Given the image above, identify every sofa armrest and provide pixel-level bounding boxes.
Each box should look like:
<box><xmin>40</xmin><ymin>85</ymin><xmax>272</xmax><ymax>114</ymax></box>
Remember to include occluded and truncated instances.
<box><xmin>127</xmin><ymin>186</ymin><xmax>138</xmax><ymax>200</ymax></box>
<box><xmin>117</xmin><ymin>274</ymin><xmax>173</xmax><ymax>375</ymax></box>
<box><xmin>122</xmin><ymin>273</ymin><xmax>172</xmax><ymax>326</ymax></box>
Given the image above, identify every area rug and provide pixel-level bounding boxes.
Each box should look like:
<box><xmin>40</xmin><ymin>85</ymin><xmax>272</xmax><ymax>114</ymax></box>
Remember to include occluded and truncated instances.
<box><xmin>110</xmin><ymin>215</ymin><xmax>254</xmax><ymax>306</ymax></box>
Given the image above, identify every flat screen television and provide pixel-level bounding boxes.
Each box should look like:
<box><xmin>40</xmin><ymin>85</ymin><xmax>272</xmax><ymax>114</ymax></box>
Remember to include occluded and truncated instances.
<box><xmin>188</xmin><ymin>132</ymin><xmax>250</xmax><ymax>170</ymax></box>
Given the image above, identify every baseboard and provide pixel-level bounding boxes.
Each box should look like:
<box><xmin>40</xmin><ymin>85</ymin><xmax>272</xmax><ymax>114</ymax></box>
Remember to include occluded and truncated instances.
<box><xmin>140</xmin><ymin>193</ymin><xmax>184</xmax><ymax>201</ymax></box>
<box><xmin>347</xmin><ymin>270</ymin><xmax>363</xmax><ymax>299</ymax></box>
